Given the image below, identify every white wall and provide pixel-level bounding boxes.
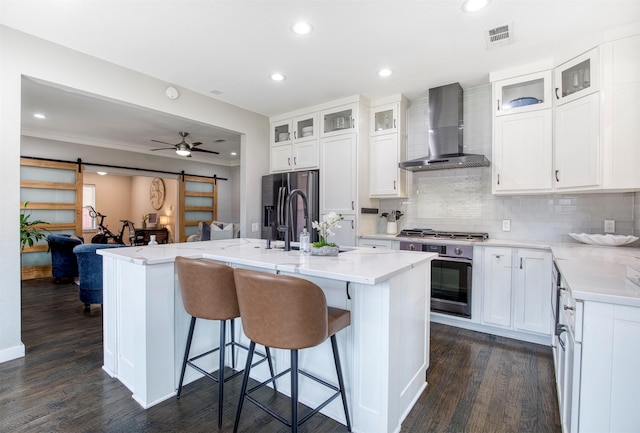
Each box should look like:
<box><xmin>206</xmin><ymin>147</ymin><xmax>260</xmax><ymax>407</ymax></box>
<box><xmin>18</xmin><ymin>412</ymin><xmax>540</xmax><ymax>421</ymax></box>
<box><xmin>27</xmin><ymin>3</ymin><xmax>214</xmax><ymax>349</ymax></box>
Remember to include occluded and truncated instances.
<box><xmin>379</xmin><ymin>84</ymin><xmax>639</xmax><ymax>245</ymax></box>
<box><xmin>0</xmin><ymin>26</ymin><xmax>269</xmax><ymax>363</ymax></box>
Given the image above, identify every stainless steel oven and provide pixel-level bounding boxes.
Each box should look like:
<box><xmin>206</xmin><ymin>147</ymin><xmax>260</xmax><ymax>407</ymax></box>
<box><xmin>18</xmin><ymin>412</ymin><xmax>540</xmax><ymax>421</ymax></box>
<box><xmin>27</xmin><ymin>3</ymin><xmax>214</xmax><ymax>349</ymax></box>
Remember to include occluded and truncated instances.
<box><xmin>400</xmin><ymin>241</ymin><xmax>473</xmax><ymax>318</ymax></box>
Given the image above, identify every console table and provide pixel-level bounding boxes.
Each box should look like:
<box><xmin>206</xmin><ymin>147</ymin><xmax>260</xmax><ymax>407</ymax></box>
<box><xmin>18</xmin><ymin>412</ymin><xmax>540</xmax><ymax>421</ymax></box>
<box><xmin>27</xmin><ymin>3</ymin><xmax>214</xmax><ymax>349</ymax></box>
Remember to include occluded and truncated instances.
<box><xmin>133</xmin><ymin>228</ymin><xmax>168</xmax><ymax>245</ymax></box>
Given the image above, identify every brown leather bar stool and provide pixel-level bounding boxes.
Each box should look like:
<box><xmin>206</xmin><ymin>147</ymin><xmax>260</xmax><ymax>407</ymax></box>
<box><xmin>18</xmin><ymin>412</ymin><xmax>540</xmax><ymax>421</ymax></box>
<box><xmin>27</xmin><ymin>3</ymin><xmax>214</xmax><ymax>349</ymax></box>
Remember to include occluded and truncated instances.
<box><xmin>233</xmin><ymin>269</ymin><xmax>352</xmax><ymax>433</ymax></box>
<box><xmin>174</xmin><ymin>256</ymin><xmax>276</xmax><ymax>428</ymax></box>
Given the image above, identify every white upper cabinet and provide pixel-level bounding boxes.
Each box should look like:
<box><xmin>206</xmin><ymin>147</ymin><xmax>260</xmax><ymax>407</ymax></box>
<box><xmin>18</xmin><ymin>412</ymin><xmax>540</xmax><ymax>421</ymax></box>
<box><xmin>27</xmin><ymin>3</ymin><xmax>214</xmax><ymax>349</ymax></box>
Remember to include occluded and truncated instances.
<box><xmin>270</xmin><ymin>112</ymin><xmax>319</xmax><ymax>173</ymax></box>
<box><xmin>369</xmin><ymin>96</ymin><xmax>408</xmax><ymax>198</ymax></box>
<box><xmin>320</xmin><ymin>133</ymin><xmax>356</xmax><ymax>215</ymax></box>
<box><xmin>493</xmin><ymin>70</ymin><xmax>553</xmax><ymax>116</ymax></box>
<box><xmin>554</xmin><ymin>48</ymin><xmax>599</xmax><ymax>106</ymax></box>
<box><xmin>491</xmin><ymin>68</ymin><xmax>554</xmax><ymax>194</ymax></box>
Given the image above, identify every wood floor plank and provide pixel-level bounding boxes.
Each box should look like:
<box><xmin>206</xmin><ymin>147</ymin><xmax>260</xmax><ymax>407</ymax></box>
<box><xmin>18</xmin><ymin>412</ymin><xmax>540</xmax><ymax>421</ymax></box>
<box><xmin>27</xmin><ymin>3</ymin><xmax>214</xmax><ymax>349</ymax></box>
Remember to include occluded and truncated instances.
<box><xmin>1</xmin><ymin>279</ymin><xmax>561</xmax><ymax>432</ymax></box>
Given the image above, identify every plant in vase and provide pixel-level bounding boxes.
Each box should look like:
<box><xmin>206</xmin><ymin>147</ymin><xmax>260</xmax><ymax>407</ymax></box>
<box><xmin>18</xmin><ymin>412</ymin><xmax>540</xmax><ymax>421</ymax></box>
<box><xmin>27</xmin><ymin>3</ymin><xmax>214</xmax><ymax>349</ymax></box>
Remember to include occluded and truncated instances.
<box><xmin>310</xmin><ymin>212</ymin><xmax>343</xmax><ymax>256</ymax></box>
<box><xmin>141</xmin><ymin>214</ymin><xmax>149</xmax><ymax>229</ymax></box>
<box><xmin>20</xmin><ymin>201</ymin><xmax>49</xmax><ymax>250</ymax></box>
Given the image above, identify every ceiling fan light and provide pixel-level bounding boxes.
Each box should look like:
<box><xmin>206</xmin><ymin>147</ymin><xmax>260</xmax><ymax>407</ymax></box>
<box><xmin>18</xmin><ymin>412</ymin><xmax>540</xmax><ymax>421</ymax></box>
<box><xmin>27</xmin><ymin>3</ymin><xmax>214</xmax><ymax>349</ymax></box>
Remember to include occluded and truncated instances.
<box><xmin>176</xmin><ymin>148</ymin><xmax>191</xmax><ymax>156</ymax></box>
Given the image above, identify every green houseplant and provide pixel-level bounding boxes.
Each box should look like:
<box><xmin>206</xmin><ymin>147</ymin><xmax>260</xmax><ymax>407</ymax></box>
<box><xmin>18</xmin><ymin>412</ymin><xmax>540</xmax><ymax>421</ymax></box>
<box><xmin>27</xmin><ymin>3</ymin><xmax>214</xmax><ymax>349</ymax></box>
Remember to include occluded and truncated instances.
<box><xmin>20</xmin><ymin>201</ymin><xmax>49</xmax><ymax>250</ymax></box>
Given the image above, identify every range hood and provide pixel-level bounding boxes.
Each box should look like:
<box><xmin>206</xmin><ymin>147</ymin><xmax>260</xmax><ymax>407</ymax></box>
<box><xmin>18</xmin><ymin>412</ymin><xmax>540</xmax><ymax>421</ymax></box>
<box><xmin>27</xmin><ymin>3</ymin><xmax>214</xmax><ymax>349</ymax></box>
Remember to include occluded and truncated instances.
<box><xmin>399</xmin><ymin>82</ymin><xmax>490</xmax><ymax>171</ymax></box>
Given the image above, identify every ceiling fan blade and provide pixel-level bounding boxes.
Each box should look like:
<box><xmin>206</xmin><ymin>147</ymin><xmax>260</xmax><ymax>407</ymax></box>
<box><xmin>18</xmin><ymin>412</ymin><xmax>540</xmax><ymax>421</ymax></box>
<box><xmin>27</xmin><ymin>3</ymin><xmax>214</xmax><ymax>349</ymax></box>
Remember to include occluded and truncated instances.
<box><xmin>151</xmin><ymin>139</ymin><xmax>176</xmax><ymax>145</ymax></box>
<box><xmin>191</xmin><ymin>148</ymin><xmax>220</xmax><ymax>155</ymax></box>
<box><xmin>190</xmin><ymin>142</ymin><xmax>203</xmax><ymax>147</ymax></box>
<box><xmin>150</xmin><ymin>147</ymin><xmax>176</xmax><ymax>151</ymax></box>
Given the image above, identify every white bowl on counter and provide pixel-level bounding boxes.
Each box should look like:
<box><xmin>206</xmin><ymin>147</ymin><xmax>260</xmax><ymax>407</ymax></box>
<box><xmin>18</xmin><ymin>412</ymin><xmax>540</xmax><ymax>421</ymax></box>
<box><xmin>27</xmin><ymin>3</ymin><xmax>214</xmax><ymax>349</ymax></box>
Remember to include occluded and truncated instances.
<box><xmin>569</xmin><ymin>233</ymin><xmax>639</xmax><ymax>246</ymax></box>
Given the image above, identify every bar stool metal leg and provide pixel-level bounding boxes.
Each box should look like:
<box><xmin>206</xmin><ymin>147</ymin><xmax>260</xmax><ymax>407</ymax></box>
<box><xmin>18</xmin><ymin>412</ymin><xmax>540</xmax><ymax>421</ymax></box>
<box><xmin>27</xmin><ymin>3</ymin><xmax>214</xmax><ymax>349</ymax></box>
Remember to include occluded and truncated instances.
<box><xmin>230</xmin><ymin>318</ymin><xmax>236</xmax><ymax>369</ymax></box>
<box><xmin>331</xmin><ymin>335</ymin><xmax>352</xmax><ymax>431</ymax></box>
<box><xmin>291</xmin><ymin>349</ymin><xmax>299</xmax><ymax>433</ymax></box>
<box><xmin>233</xmin><ymin>341</ymin><xmax>256</xmax><ymax>433</ymax></box>
<box><xmin>177</xmin><ymin>316</ymin><xmax>197</xmax><ymax>399</ymax></box>
<box><xmin>218</xmin><ymin>320</ymin><xmax>226</xmax><ymax>428</ymax></box>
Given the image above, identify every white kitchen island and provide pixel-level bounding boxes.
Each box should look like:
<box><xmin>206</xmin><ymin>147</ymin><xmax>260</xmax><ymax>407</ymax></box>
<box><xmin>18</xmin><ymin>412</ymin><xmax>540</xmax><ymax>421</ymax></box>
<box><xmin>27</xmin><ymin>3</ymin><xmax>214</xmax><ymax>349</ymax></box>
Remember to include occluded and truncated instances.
<box><xmin>98</xmin><ymin>238</ymin><xmax>435</xmax><ymax>433</ymax></box>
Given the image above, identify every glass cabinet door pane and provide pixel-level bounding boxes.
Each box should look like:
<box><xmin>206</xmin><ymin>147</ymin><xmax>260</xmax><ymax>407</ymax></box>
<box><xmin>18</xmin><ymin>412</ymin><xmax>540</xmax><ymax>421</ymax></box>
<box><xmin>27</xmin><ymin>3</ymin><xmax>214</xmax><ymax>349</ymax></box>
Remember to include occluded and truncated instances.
<box><xmin>561</xmin><ymin>58</ymin><xmax>591</xmax><ymax>98</ymax></box>
<box><xmin>274</xmin><ymin>123</ymin><xmax>290</xmax><ymax>143</ymax></box>
<box><xmin>501</xmin><ymin>78</ymin><xmax>545</xmax><ymax>111</ymax></box>
<box><xmin>323</xmin><ymin>108</ymin><xmax>353</xmax><ymax>134</ymax></box>
<box><xmin>295</xmin><ymin>116</ymin><xmax>315</xmax><ymax>140</ymax></box>
<box><xmin>374</xmin><ymin>108</ymin><xmax>395</xmax><ymax>132</ymax></box>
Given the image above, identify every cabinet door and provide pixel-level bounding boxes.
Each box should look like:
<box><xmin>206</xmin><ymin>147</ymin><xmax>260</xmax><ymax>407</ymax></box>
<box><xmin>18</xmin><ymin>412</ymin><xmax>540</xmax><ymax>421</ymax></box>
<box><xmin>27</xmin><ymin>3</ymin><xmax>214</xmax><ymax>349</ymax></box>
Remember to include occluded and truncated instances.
<box><xmin>270</xmin><ymin>145</ymin><xmax>292</xmax><ymax>172</ymax></box>
<box><xmin>494</xmin><ymin>70</ymin><xmax>552</xmax><ymax>116</ymax></box>
<box><xmin>513</xmin><ymin>250</ymin><xmax>552</xmax><ymax>335</ymax></box>
<box><xmin>554</xmin><ymin>48</ymin><xmax>599</xmax><ymax>105</ymax></box>
<box><xmin>271</xmin><ymin>119</ymin><xmax>293</xmax><ymax>146</ymax></box>
<box><xmin>323</xmin><ymin>214</ymin><xmax>356</xmax><ymax>247</ymax></box>
<box><xmin>554</xmin><ymin>92</ymin><xmax>600</xmax><ymax>190</ymax></box>
<box><xmin>292</xmin><ymin>140</ymin><xmax>319</xmax><ymax>170</ymax></box>
<box><xmin>320</xmin><ymin>133</ymin><xmax>356</xmax><ymax>215</ymax></box>
<box><xmin>371</xmin><ymin>103</ymin><xmax>399</xmax><ymax>136</ymax></box>
<box><xmin>321</xmin><ymin>104</ymin><xmax>356</xmax><ymax>137</ymax></box>
<box><xmin>482</xmin><ymin>248</ymin><xmax>513</xmax><ymax>327</ymax></box>
<box><xmin>292</xmin><ymin>112</ymin><xmax>318</xmax><ymax>142</ymax></box>
<box><xmin>493</xmin><ymin>109</ymin><xmax>553</xmax><ymax>193</ymax></box>
<box><xmin>601</xmin><ymin>35</ymin><xmax>640</xmax><ymax>189</ymax></box>
<box><xmin>370</xmin><ymin>134</ymin><xmax>401</xmax><ymax>196</ymax></box>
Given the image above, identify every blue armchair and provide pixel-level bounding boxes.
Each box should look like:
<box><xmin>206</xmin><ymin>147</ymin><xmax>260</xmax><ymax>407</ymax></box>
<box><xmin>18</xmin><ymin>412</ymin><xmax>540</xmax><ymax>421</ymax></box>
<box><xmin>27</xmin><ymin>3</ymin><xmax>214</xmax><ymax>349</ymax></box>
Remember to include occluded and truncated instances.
<box><xmin>47</xmin><ymin>234</ymin><xmax>84</xmax><ymax>283</ymax></box>
<box><xmin>73</xmin><ymin>243</ymin><xmax>127</xmax><ymax>312</ymax></box>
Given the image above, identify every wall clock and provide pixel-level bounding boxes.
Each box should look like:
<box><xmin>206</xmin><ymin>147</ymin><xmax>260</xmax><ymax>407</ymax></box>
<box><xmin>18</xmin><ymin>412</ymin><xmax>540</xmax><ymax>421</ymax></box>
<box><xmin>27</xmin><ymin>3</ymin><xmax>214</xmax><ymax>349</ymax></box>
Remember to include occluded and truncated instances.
<box><xmin>150</xmin><ymin>178</ymin><xmax>165</xmax><ymax>210</ymax></box>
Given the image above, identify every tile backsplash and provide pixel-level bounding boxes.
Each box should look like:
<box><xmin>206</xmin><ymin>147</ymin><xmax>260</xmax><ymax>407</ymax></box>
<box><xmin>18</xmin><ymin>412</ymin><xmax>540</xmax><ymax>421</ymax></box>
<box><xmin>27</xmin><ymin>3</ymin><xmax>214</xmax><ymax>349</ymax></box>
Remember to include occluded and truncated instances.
<box><xmin>380</xmin><ymin>84</ymin><xmax>638</xmax><ymax>244</ymax></box>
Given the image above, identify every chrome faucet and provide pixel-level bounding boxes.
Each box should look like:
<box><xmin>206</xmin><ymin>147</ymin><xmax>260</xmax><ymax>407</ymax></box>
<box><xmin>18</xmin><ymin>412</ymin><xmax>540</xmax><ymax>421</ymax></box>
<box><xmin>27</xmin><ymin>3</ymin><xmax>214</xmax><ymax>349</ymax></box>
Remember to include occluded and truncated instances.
<box><xmin>277</xmin><ymin>189</ymin><xmax>308</xmax><ymax>251</ymax></box>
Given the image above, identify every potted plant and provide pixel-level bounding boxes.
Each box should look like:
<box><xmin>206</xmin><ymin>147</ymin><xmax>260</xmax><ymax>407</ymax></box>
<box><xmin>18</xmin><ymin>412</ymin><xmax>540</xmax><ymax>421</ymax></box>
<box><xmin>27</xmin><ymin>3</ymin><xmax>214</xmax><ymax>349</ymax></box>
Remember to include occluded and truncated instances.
<box><xmin>310</xmin><ymin>212</ymin><xmax>343</xmax><ymax>256</ymax></box>
<box><xmin>20</xmin><ymin>201</ymin><xmax>49</xmax><ymax>250</ymax></box>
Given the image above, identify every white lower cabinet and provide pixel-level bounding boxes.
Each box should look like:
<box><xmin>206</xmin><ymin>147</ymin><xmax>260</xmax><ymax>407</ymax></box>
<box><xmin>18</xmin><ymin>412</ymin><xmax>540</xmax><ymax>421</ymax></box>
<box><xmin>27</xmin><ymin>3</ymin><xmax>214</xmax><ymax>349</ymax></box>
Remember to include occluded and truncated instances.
<box><xmin>357</xmin><ymin>239</ymin><xmax>394</xmax><ymax>249</ymax></box>
<box><xmin>482</xmin><ymin>247</ymin><xmax>513</xmax><ymax>327</ymax></box>
<box><xmin>481</xmin><ymin>247</ymin><xmax>553</xmax><ymax>338</ymax></box>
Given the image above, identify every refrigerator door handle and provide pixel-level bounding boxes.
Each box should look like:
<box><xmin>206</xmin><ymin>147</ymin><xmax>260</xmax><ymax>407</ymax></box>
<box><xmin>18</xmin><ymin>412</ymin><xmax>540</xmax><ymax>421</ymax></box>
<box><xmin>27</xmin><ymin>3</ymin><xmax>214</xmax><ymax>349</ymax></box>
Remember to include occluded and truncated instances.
<box><xmin>277</xmin><ymin>186</ymin><xmax>287</xmax><ymax>229</ymax></box>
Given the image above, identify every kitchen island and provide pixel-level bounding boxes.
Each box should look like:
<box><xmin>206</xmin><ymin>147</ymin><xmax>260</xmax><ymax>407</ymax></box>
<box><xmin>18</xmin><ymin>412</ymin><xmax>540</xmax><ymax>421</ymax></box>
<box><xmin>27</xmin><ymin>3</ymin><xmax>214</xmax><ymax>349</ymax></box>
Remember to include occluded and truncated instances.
<box><xmin>97</xmin><ymin>238</ymin><xmax>435</xmax><ymax>433</ymax></box>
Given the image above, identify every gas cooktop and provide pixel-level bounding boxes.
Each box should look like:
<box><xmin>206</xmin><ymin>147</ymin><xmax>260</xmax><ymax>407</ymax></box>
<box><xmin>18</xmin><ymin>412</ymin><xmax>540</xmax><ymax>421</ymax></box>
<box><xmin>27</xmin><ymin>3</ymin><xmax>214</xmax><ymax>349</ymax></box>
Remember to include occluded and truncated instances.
<box><xmin>396</xmin><ymin>228</ymin><xmax>489</xmax><ymax>242</ymax></box>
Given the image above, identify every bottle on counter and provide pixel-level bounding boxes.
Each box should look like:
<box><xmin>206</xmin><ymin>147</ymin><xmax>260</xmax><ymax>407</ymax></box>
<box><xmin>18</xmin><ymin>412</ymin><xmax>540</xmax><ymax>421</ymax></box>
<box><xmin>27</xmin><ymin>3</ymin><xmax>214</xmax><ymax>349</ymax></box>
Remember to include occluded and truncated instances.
<box><xmin>148</xmin><ymin>234</ymin><xmax>158</xmax><ymax>245</ymax></box>
<box><xmin>300</xmin><ymin>228</ymin><xmax>310</xmax><ymax>253</ymax></box>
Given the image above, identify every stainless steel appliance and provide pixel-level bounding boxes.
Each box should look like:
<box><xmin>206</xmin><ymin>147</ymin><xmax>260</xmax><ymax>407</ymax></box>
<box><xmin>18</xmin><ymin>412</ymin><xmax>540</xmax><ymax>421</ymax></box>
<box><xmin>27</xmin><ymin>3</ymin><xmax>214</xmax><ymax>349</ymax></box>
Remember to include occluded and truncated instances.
<box><xmin>397</xmin><ymin>229</ymin><xmax>488</xmax><ymax>318</ymax></box>
<box><xmin>261</xmin><ymin>170</ymin><xmax>319</xmax><ymax>243</ymax></box>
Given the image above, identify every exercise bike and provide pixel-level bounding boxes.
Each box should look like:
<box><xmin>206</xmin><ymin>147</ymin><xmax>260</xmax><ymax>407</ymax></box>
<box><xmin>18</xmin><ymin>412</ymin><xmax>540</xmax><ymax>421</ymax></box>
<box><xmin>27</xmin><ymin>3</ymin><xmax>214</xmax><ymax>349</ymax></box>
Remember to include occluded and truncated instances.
<box><xmin>88</xmin><ymin>206</ymin><xmax>135</xmax><ymax>245</ymax></box>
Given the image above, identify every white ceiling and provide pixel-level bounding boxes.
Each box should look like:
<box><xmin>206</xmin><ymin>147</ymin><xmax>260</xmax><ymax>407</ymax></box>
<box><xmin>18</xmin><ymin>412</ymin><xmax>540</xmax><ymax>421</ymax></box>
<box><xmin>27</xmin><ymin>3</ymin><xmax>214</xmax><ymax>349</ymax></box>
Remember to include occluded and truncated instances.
<box><xmin>3</xmin><ymin>0</ymin><xmax>640</xmax><ymax>163</ymax></box>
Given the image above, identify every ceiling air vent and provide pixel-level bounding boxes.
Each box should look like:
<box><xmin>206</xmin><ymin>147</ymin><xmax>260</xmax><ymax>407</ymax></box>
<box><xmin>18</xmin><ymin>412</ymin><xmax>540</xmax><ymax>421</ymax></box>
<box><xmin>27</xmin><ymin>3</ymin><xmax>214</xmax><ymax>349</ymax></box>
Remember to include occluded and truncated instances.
<box><xmin>485</xmin><ymin>23</ymin><xmax>512</xmax><ymax>49</ymax></box>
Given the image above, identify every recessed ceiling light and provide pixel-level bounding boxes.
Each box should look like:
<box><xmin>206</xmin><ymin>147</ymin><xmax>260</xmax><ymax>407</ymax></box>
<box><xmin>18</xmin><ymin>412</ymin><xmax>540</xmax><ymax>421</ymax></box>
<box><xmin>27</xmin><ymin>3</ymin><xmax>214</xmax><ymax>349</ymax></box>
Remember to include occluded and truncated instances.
<box><xmin>378</xmin><ymin>68</ymin><xmax>393</xmax><ymax>78</ymax></box>
<box><xmin>231</xmin><ymin>152</ymin><xmax>237</xmax><ymax>156</ymax></box>
<box><xmin>97</xmin><ymin>171</ymin><xmax>107</xmax><ymax>176</ymax></box>
<box><xmin>461</xmin><ymin>0</ymin><xmax>491</xmax><ymax>13</ymax></box>
<box><xmin>270</xmin><ymin>73</ymin><xmax>286</xmax><ymax>81</ymax></box>
<box><xmin>291</xmin><ymin>21</ymin><xmax>313</xmax><ymax>35</ymax></box>
<box><xmin>33</xmin><ymin>113</ymin><xmax>46</xmax><ymax>119</ymax></box>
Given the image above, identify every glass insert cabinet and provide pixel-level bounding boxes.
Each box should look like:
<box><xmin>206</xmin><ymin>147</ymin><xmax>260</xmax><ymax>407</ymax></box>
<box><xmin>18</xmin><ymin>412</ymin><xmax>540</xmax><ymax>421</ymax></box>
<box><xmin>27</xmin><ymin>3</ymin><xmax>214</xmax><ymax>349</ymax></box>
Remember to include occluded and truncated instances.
<box><xmin>493</xmin><ymin>70</ymin><xmax>552</xmax><ymax>116</ymax></box>
<box><xmin>554</xmin><ymin>47</ymin><xmax>599</xmax><ymax>105</ymax></box>
<box><xmin>321</xmin><ymin>104</ymin><xmax>356</xmax><ymax>135</ymax></box>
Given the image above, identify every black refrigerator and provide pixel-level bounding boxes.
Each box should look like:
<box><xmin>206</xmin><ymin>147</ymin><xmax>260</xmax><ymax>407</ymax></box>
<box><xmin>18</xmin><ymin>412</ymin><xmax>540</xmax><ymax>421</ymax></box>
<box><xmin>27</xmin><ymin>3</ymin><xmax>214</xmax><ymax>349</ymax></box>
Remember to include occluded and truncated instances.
<box><xmin>261</xmin><ymin>170</ymin><xmax>320</xmax><ymax>243</ymax></box>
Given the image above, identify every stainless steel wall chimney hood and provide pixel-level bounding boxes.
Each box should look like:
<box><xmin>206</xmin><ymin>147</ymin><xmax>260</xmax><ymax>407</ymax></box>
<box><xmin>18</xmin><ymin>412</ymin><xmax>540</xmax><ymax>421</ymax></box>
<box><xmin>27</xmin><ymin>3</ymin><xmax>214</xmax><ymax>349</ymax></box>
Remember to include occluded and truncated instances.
<box><xmin>399</xmin><ymin>82</ymin><xmax>490</xmax><ymax>172</ymax></box>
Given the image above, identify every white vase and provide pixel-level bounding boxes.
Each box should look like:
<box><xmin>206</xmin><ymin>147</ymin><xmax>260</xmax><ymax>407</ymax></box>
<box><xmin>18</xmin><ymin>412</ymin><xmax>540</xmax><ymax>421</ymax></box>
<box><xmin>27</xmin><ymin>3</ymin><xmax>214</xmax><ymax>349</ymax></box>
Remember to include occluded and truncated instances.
<box><xmin>310</xmin><ymin>245</ymin><xmax>339</xmax><ymax>256</ymax></box>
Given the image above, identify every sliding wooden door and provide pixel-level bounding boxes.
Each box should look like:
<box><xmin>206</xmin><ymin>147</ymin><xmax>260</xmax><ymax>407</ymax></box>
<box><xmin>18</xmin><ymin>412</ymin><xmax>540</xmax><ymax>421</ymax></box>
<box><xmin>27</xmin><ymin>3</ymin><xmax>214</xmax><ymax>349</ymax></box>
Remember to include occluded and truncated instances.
<box><xmin>179</xmin><ymin>175</ymin><xmax>218</xmax><ymax>242</ymax></box>
<box><xmin>20</xmin><ymin>158</ymin><xmax>83</xmax><ymax>280</ymax></box>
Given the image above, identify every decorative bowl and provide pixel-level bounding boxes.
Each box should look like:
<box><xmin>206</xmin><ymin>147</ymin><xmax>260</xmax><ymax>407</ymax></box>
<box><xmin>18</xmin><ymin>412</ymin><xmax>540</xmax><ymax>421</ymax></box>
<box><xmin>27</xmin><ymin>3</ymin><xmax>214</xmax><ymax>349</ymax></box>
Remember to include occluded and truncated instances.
<box><xmin>569</xmin><ymin>233</ymin><xmax>639</xmax><ymax>246</ymax></box>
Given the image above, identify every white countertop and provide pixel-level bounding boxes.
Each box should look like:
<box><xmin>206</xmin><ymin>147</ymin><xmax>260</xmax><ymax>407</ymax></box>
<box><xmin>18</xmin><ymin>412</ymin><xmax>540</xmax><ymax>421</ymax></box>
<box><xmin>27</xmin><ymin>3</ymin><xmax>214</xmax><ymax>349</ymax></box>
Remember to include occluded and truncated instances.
<box><xmin>97</xmin><ymin>238</ymin><xmax>436</xmax><ymax>285</ymax></box>
<box><xmin>361</xmin><ymin>233</ymin><xmax>640</xmax><ymax>307</ymax></box>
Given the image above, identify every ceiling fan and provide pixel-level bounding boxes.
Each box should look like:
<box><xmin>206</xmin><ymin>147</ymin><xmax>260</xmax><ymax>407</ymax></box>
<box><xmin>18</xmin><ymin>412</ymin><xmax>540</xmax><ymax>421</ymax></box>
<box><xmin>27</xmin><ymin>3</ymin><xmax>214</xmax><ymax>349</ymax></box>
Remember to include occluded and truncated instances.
<box><xmin>150</xmin><ymin>131</ymin><xmax>220</xmax><ymax>157</ymax></box>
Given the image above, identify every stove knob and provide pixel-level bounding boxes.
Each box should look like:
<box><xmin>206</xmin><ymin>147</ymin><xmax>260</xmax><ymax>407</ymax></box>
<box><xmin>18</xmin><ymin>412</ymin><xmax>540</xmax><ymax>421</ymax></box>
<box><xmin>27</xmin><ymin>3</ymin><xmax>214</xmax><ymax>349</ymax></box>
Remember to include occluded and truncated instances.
<box><xmin>455</xmin><ymin>247</ymin><xmax>463</xmax><ymax>256</ymax></box>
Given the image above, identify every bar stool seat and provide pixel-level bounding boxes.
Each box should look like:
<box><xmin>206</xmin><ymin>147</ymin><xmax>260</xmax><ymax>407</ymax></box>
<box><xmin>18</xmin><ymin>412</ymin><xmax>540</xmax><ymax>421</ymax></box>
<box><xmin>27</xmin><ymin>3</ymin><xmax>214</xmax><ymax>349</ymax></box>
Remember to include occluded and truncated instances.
<box><xmin>233</xmin><ymin>269</ymin><xmax>352</xmax><ymax>433</ymax></box>
<box><xmin>175</xmin><ymin>257</ymin><xmax>275</xmax><ymax>428</ymax></box>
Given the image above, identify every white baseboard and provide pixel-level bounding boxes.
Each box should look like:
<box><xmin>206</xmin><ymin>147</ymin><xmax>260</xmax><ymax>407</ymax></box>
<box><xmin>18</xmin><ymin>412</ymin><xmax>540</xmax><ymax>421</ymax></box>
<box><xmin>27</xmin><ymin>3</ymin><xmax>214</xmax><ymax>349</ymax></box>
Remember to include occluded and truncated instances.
<box><xmin>0</xmin><ymin>342</ymin><xmax>26</xmax><ymax>364</ymax></box>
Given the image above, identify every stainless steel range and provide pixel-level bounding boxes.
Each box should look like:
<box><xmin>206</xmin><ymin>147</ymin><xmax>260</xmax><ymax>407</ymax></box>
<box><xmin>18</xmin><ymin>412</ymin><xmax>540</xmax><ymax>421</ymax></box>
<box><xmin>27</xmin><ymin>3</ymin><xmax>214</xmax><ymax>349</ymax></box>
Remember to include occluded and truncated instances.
<box><xmin>398</xmin><ymin>229</ymin><xmax>488</xmax><ymax>318</ymax></box>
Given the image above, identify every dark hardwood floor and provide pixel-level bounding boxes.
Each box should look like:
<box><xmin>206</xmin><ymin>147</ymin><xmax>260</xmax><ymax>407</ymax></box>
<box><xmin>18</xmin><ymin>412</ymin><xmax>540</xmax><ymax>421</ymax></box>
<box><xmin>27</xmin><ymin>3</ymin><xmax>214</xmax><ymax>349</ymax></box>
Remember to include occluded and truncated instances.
<box><xmin>0</xmin><ymin>278</ymin><xmax>560</xmax><ymax>433</ymax></box>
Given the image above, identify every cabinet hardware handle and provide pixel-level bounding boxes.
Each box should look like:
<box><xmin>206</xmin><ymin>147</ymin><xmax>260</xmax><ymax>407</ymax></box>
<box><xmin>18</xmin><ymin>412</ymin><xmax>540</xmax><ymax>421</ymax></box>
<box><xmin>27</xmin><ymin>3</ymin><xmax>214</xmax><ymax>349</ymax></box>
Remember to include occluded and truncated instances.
<box><xmin>351</xmin><ymin>220</ymin><xmax>354</xmax><ymax>229</ymax></box>
<box><xmin>287</xmin><ymin>157</ymin><xmax>291</xmax><ymax>166</ymax></box>
<box><xmin>394</xmin><ymin>119</ymin><xmax>397</xmax><ymax>129</ymax></box>
<box><xmin>497</xmin><ymin>174</ymin><xmax>500</xmax><ymax>185</ymax></box>
<box><xmin>497</xmin><ymin>99</ymin><xmax>500</xmax><ymax>111</ymax></box>
<box><xmin>555</xmin><ymin>170</ymin><xmax>560</xmax><ymax>182</ymax></box>
<box><xmin>563</xmin><ymin>305</ymin><xmax>574</xmax><ymax>311</ymax></box>
<box><xmin>559</xmin><ymin>286</ymin><xmax>566</xmax><ymax>291</ymax></box>
<box><xmin>294</xmin><ymin>131</ymin><xmax>297</xmax><ymax>139</ymax></box>
<box><xmin>495</xmin><ymin>255</ymin><xmax>502</xmax><ymax>258</ymax></box>
<box><xmin>555</xmin><ymin>88</ymin><xmax>560</xmax><ymax>99</ymax></box>
<box><xmin>351</xmin><ymin>200</ymin><xmax>354</xmax><ymax>210</ymax></box>
<box><xmin>393</xmin><ymin>180</ymin><xmax>397</xmax><ymax>190</ymax></box>
<box><xmin>520</xmin><ymin>258</ymin><xmax>523</xmax><ymax>269</ymax></box>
